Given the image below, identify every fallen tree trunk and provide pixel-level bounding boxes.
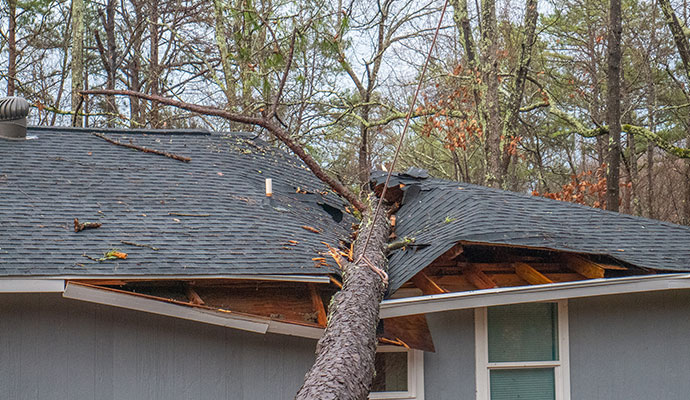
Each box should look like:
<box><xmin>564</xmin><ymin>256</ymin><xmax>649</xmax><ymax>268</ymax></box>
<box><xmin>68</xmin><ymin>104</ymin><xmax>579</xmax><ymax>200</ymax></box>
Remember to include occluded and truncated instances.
<box><xmin>296</xmin><ymin>205</ymin><xmax>390</xmax><ymax>400</ymax></box>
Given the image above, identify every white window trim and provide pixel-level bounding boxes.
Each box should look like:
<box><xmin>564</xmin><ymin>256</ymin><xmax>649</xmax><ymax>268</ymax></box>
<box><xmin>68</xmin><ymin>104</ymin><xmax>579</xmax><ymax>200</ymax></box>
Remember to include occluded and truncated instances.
<box><xmin>475</xmin><ymin>301</ymin><xmax>570</xmax><ymax>400</ymax></box>
<box><xmin>370</xmin><ymin>346</ymin><xmax>424</xmax><ymax>400</ymax></box>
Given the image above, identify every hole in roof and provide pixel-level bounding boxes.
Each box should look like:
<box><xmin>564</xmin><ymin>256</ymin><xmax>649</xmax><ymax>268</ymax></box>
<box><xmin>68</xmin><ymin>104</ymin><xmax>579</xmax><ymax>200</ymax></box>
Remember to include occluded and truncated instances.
<box><xmin>318</xmin><ymin>202</ymin><xmax>343</xmax><ymax>223</ymax></box>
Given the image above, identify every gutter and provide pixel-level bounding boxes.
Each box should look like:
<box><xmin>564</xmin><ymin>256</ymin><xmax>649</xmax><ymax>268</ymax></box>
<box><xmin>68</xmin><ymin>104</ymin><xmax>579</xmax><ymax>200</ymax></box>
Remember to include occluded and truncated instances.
<box><xmin>63</xmin><ymin>282</ymin><xmax>324</xmax><ymax>339</ymax></box>
<box><xmin>380</xmin><ymin>273</ymin><xmax>690</xmax><ymax>318</ymax></box>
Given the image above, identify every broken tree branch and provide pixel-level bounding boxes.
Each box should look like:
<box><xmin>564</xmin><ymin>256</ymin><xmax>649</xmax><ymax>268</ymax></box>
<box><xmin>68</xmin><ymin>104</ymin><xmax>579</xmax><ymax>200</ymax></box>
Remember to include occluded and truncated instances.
<box><xmin>90</xmin><ymin>132</ymin><xmax>191</xmax><ymax>162</ymax></box>
<box><xmin>80</xmin><ymin>89</ymin><xmax>366</xmax><ymax>212</ymax></box>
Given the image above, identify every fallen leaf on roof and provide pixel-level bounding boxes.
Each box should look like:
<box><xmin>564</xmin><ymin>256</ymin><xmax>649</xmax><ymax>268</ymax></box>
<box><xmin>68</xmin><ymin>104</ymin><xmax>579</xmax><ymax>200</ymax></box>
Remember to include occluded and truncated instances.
<box><xmin>301</xmin><ymin>225</ymin><xmax>321</xmax><ymax>234</ymax></box>
<box><xmin>104</xmin><ymin>250</ymin><xmax>127</xmax><ymax>260</ymax></box>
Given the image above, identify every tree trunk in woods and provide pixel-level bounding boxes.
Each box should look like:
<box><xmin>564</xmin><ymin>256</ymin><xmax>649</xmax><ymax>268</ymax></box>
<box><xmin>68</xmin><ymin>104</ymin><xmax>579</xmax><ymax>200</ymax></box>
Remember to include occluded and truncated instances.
<box><xmin>605</xmin><ymin>0</ymin><xmax>622</xmax><ymax>211</ymax></box>
<box><xmin>479</xmin><ymin>0</ymin><xmax>502</xmax><ymax>188</ymax></box>
<box><xmin>149</xmin><ymin>0</ymin><xmax>160</xmax><ymax>128</ymax></box>
<box><xmin>7</xmin><ymin>0</ymin><xmax>17</xmax><ymax>96</ymax></box>
<box><xmin>296</xmin><ymin>206</ymin><xmax>390</xmax><ymax>400</ymax></box>
<box><xmin>105</xmin><ymin>0</ymin><xmax>118</xmax><ymax>126</ymax></box>
<box><xmin>71</xmin><ymin>0</ymin><xmax>85</xmax><ymax>127</ymax></box>
<box><xmin>212</xmin><ymin>0</ymin><xmax>238</xmax><ymax>106</ymax></box>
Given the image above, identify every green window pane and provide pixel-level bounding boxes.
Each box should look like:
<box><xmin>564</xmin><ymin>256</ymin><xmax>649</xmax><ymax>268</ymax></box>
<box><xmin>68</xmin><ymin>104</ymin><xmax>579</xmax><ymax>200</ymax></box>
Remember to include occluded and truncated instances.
<box><xmin>371</xmin><ymin>352</ymin><xmax>408</xmax><ymax>392</ymax></box>
<box><xmin>488</xmin><ymin>303</ymin><xmax>558</xmax><ymax>362</ymax></box>
<box><xmin>490</xmin><ymin>368</ymin><xmax>555</xmax><ymax>400</ymax></box>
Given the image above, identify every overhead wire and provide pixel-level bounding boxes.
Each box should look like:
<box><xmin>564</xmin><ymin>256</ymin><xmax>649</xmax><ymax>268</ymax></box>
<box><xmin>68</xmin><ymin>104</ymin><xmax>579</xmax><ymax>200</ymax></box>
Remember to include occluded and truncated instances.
<box><xmin>358</xmin><ymin>0</ymin><xmax>450</xmax><ymax>284</ymax></box>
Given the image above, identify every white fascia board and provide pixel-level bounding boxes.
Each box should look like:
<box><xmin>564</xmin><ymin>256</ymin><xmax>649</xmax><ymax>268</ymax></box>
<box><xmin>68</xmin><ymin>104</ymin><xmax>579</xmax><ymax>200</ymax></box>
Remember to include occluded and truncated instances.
<box><xmin>63</xmin><ymin>282</ymin><xmax>270</xmax><ymax>334</ymax></box>
<box><xmin>267</xmin><ymin>320</ymin><xmax>324</xmax><ymax>339</ymax></box>
<box><xmin>0</xmin><ymin>279</ymin><xmax>65</xmax><ymax>293</ymax></box>
<box><xmin>37</xmin><ymin>274</ymin><xmax>331</xmax><ymax>284</ymax></box>
<box><xmin>380</xmin><ymin>273</ymin><xmax>690</xmax><ymax>318</ymax></box>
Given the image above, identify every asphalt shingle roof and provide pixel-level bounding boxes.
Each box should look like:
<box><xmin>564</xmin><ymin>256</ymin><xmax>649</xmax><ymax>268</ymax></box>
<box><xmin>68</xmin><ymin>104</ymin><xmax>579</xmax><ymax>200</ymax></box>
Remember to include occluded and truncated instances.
<box><xmin>0</xmin><ymin>126</ymin><xmax>354</xmax><ymax>277</ymax></box>
<box><xmin>373</xmin><ymin>170</ymin><xmax>690</xmax><ymax>293</ymax></box>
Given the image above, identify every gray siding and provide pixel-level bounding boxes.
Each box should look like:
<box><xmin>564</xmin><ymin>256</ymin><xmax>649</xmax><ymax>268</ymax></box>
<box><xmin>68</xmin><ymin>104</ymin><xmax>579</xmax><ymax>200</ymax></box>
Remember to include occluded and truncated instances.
<box><xmin>0</xmin><ymin>294</ymin><xmax>316</xmax><ymax>400</ymax></box>
<box><xmin>569</xmin><ymin>290</ymin><xmax>690</xmax><ymax>400</ymax></box>
<box><xmin>424</xmin><ymin>309</ymin><xmax>476</xmax><ymax>400</ymax></box>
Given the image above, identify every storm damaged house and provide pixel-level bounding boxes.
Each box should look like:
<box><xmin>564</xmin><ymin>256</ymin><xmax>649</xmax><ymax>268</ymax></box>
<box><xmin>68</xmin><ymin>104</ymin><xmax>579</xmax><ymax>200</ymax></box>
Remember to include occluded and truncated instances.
<box><xmin>3</xmin><ymin>115</ymin><xmax>690</xmax><ymax>398</ymax></box>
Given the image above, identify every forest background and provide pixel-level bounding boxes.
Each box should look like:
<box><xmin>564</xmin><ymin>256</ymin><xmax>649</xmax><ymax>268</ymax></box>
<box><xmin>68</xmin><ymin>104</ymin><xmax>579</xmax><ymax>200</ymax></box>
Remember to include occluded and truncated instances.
<box><xmin>2</xmin><ymin>0</ymin><xmax>690</xmax><ymax>225</ymax></box>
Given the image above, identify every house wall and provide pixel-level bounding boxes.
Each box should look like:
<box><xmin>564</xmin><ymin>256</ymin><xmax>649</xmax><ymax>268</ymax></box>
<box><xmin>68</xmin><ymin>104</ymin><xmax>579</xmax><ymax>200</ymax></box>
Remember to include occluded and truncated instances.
<box><xmin>424</xmin><ymin>309</ymin><xmax>476</xmax><ymax>399</ymax></box>
<box><xmin>0</xmin><ymin>293</ymin><xmax>316</xmax><ymax>400</ymax></box>
<box><xmin>569</xmin><ymin>290</ymin><xmax>690</xmax><ymax>400</ymax></box>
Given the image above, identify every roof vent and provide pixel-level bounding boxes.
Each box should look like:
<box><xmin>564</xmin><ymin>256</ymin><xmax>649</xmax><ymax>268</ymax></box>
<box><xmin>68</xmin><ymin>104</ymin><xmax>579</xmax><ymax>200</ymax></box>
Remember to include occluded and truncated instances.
<box><xmin>0</xmin><ymin>97</ymin><xmax>30</xmax><ymax>140</ymax></box>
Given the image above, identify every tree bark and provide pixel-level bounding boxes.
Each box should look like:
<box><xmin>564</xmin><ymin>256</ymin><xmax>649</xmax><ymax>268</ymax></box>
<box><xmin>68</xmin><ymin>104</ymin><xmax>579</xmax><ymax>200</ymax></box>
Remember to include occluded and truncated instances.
<box><xmin>148</xmin><ymin>0</ymin><xmax>160</xmax><ymax>127</ymax></box>
<box><xmin>7</xmin><ymin>0</ymin><xmax>17</xmax><ymax>96</ymax></box>
<box><xmin>479</xmin><ymin>0</ymin><xmax>502</xmax><ymax>188</ymax></box>
<box><xmin>295</xmin><ymin>206</ymin><xmax>389</xmax><ymax>400</ymax></box>
<box><xmin>71</xmin><ymin>0</ymin><xmax>85</xmax><ymax>127</ymax></box>
<box><xmin>605</xmin><ymin>0</ymin><xmax>622</xmax><ymax>211</ymax></box>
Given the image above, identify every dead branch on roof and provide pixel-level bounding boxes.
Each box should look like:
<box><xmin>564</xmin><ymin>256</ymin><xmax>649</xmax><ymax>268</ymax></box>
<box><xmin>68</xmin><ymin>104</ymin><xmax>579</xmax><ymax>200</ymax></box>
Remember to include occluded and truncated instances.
<box><xmin>168</xmin><ymin>212</ymin><xmax>210</xmax><ymax>217</ymax></box>
<box><xmin>120</xmin><ymin>240</ymin><xmax>159</xmax><ymax>251</ymax></box>
<box><xmin>90</xmin><ymin>132</ymin><xmax>191</xmax><ymax>162</ymax></box>
<box><xmin>74</xmin><ymin>218</ymin><xmax>102</xmax><ymax>232</ymax></box>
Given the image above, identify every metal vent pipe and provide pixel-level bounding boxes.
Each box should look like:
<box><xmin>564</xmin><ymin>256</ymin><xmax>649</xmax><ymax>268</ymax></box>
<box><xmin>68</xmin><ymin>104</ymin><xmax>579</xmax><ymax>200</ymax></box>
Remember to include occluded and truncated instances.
<box><xmin>0</xmin><ymin>97</ymin><xmax>30</xmax><ymax>140</ymax></box>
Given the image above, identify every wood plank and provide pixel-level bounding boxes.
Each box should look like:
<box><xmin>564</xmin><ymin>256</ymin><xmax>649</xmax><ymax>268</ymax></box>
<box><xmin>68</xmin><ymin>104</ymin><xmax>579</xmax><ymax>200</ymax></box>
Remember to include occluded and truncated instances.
<box><xmin>382</xmin><ymin>314</ymin><xmax>435</xmax><ymax>352</ymax></box>
<box><xmin>514</xmin><ymin>262</ymin><xmax>554</xmax><ymax>285</ymax></box>
<box><xmin>411</xmin><ymin>271</ymin><xmax>449</xmax><ymax>295</ymax></box>
<box><xmin>309</xmin><ymin>284</ymin><xmax>328</xmax><ymax>327</ymax></box>
<box><xmin>463</xmin><ymin>266</ymin><xmax>498</xmax><ymax>290</ymax></box>
<box><xmin>562</xmin><ymin>254</ymin><xmax>606</xmax><ymax>278</ymax></box>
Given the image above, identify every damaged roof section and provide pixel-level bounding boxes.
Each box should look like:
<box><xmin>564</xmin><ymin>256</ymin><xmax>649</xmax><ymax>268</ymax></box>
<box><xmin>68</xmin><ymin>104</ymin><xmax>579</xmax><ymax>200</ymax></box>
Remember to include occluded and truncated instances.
<box><xmin>373</xmin><ymin>170</ymin><xmax>690</xmax><ymax>293</ymax></box>
<box><xmin>0</xmin><ymin>126</ymin><xmax>354</xmax><ymax>278</ymax></box>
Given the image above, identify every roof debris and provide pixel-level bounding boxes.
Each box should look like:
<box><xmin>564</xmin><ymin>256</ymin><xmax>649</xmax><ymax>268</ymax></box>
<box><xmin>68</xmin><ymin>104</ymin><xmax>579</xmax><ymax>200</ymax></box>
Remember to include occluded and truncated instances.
<box><xmin>74</xmin><ymin>218</ymin><xmax>102</xmax><ymax>233</ymax></box>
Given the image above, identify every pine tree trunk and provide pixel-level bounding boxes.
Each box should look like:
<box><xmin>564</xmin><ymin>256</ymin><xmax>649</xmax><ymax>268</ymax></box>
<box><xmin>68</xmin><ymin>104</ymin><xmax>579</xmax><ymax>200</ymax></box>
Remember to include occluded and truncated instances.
<box><xmin>295</xmin><ymin>205</ymin><xmax>390</xmax><ymax>400</ymax></box>
<box><xmin>605</xmin><ymin>0</ymin><xmax>622</xmax><ymax>211</ymax></box>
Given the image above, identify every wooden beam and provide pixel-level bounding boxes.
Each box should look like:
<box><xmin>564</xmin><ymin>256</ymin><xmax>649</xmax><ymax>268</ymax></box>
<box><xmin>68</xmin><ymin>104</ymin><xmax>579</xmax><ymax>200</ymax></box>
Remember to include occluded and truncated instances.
<box><xmin>562</xmin><ymin>254</ymin><xmax>606</xmax><ymax>279</ymax></box>
<box><xmin>382</xmin><ymin>314</ymin><xmax>435</xmax><ymax>352</ymax></box>
<box><xmin>514</xmin><ymin>262</ymin><xmax>553</xmax><ymax>285</ymax></box>
<box><xmin>185</xmin><ymin>284</ymin><xmax>205</xmax><ymax>305</ymax></box>
<box><xmin>411</xmin><ymin>271</ymin><xmax>449</xmax><ymax>295</ymax></box>
<box><xmin>309</xmin><ymin>284</ymin><xmax>328</xmax><ymax>327</ymax></box>
<box><xmin>463</xmin><ymin>266</ymin><xmax>498</xmax><ymax>290</ymax></box>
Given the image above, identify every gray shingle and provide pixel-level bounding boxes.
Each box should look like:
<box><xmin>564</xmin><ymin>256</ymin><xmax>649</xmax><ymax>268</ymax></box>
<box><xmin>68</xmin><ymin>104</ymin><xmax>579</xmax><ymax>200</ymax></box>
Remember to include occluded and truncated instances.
<box><xmin>373</xmin><ymin>171</ymin><xmax>690</xmax><ymax>293</ymax></box>
<box><xmin>0</xmin><ymin>127</ymin><xmax>354</xmax><ymax>277</ymax></box>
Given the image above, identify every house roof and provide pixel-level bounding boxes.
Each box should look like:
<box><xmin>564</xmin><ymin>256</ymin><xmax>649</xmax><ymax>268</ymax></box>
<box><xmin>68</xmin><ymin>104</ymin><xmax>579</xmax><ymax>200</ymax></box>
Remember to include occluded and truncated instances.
<box><xmin>373</xmin><ymin>170</ymin><xmax>690</xmax><ymax>293</ymax></box>
<box><xmin>0</xmin><ymin>126</ymin><xmax>353</xmax><ymax>278</ymax></box>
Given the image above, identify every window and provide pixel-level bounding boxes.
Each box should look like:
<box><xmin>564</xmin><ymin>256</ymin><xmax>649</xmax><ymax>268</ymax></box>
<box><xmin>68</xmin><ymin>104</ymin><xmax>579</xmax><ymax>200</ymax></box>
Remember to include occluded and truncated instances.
<box><xmin>475</xmin><ymin>301</ymin><xmax>570</xmax><ymax>400</ymax></box>
<box><xmin>370</xmin><ymin>347</ymin><xmax>424</xmax><ymax>400</ymax></box>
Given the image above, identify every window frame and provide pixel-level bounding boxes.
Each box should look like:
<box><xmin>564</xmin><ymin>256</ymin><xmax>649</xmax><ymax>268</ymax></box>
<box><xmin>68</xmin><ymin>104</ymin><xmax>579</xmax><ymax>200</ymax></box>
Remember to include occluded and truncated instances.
<box><xmin>474</xmin><ymin>301</ymin><xmax>570</xmax><ymax>400</ymax></box>
<box><xmin>369</xmin><ymin>346</ymin><xmax>425</xmax><ymax>400</ymax></box>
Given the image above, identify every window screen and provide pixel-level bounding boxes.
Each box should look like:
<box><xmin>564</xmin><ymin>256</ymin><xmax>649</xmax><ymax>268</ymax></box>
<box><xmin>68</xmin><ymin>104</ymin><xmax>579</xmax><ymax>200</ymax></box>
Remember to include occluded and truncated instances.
<box><xmin>487</xmin><ymin>303</ymin><xmax>558</xmax><ymax>363</ymax></box>
<box><xmin>490</xmin><ymin>368</ymin><xmax>556</xmax><ymax>400</ymax></box>
<box><xmin>371</xmin><ymin>351</ymin><xmax>408</xmax><ymax>392</ymax></box>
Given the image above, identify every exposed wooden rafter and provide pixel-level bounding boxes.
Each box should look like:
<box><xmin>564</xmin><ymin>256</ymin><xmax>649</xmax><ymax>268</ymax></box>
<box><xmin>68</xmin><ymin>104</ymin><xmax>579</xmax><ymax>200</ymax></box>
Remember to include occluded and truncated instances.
<box><xmin>185</xmin><ymin>284</ymin><xmax>205</xmax><ymax>305</ymax></box>
<box><xmin>309</xmin><ymin>284</ymin><xmax>328</xmax><ymax>327</ymax></box>
<box><xmin>562</xmin><ymin>254</ymin><xmax>606</xmax><ymax>279</ymax></box>
<box><xmin>411</xmin><ymin>271</ymin><xmax>449</xmax><ymax>295</ymax></box>
<box><xmin>514</xmin><ymin>262</ymin><xmax>553</xmax><ymax>285</ymax></box>
<box><xmin>463</xmin><ymin>266</ymin><xmax>498</xmax><ymax>290</ymax></box>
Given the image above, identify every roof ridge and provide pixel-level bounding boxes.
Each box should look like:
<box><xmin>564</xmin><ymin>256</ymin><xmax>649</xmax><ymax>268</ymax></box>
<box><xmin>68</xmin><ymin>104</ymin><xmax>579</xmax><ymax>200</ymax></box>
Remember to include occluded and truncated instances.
<box><xmin>28</xmin><ymin>125</ymin><xmax>212</xmax><ymax>136</ymax></box>
<box><xmin>400</xmin><ymin>174</ymin><xmax>690</xmax><ymax>232</ymax></box>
